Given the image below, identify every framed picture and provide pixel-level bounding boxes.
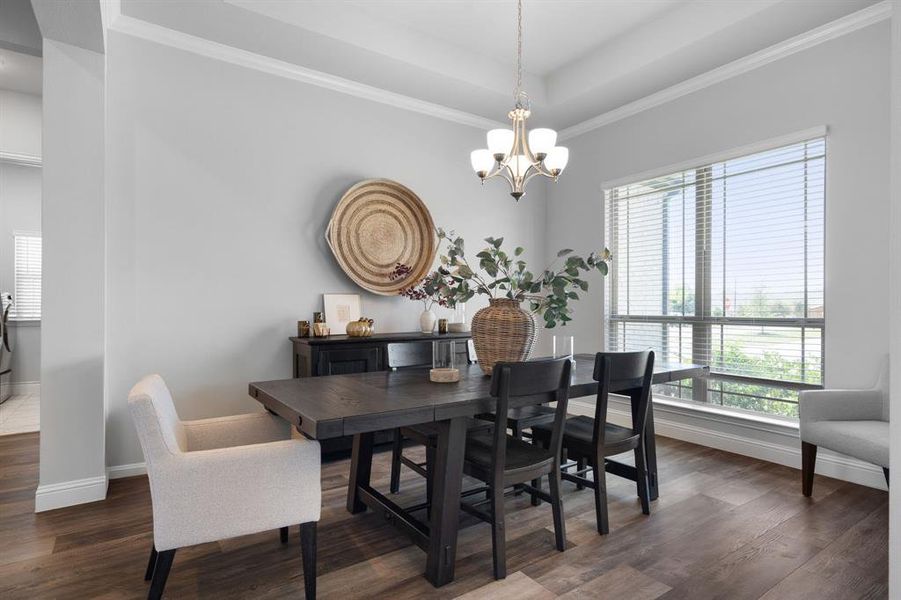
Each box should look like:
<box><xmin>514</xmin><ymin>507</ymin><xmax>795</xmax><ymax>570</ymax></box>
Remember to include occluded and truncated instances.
<box><xmin>323</xmin><ymin>293</ymin><xmax>361</xmax><ymax>335</ymax></box>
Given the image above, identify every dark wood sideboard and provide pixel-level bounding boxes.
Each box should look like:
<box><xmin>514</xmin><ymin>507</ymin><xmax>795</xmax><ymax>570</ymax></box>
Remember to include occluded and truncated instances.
<box><xmin>290</xmin><ymin>331</ymin><xmax>473</xmax><ymax>454</ymax></box>
<box><xmin>290</xmin><ymin>331</ymin><xmax>472</xmax><ymax>378</ymax></box>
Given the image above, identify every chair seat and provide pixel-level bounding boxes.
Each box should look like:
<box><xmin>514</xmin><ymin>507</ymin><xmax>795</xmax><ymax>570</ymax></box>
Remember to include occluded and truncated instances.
<box><xmin>533</xmin><ymin>415</ymin><xmax>638</xmax><ymax>454</ymax></box>
<box><xmin>802</xmin><ymin>420</ymin><xmax>889</xmax><ymax>467</ymax></box>
<box><xmin>464</xmin><ymin>429</ymin><xmax>555</xmax><ymax>478</ymax></box>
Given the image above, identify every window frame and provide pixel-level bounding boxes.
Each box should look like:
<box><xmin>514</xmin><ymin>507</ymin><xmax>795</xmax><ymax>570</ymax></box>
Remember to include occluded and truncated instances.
<box><xmin>10</xmin><ymin>231</ymin><xmax>42</xmax><ymax>322</ymax></box>
<box><xmin>602</xmin><ymin>128</ymin><xmax>827</xmax><ymax>416</ymax></box>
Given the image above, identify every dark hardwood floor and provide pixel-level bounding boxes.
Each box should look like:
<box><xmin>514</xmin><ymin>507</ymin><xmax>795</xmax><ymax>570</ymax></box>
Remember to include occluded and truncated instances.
<box><xmin>0</xmin><ymin>431</ymin><xmax>888</xmax><ymax>599</ymax></box>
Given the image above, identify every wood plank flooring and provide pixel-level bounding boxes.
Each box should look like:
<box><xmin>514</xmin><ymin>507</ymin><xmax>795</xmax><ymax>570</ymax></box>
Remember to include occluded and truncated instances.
<box><xmin>0</xmin><ymin>431</ymin><xmax>888</xmax><ymax>599</ymax></box>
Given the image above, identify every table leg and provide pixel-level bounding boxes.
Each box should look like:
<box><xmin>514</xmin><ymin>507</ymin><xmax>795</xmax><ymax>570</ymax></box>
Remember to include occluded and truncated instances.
<box><xmin>644</xmin><ymin>401</ymin><xmax>659</xmax><ymax>501</ymax></box>
<box><xmin>347</xmin><ymin>432</ymin><xmax>374</xmax><ymax>514</ymax></box>
<box><xmin>425</xmin><ymin>416</ymin><xmax>467</xmax><ymax>587</ymax></box>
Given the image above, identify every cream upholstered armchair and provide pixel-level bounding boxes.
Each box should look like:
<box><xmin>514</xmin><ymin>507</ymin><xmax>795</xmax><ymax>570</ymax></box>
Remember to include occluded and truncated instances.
<box><xmin>799</xmin><ymin>360</ymin><xmax>890</xmax><ymax>496</ymax></box>
<box><xmin>129</xmin><ymin>375</ymin><xmax>321</xmax><ymax>599</ymax></box>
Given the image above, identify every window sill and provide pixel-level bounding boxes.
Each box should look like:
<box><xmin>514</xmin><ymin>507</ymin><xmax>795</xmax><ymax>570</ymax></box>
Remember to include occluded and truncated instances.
<box><xmin>571</xmin><ymin>392</ymin><xmax>800</xmax><ymax>437</ymax></box>
<box><xmin>7</xmin><ymin>319</ymin><xmax>41</xmax><ymax>327</ymax></box>
<box><xmin>652</xmin><ymin>395</ymin><xmax>799</xmax><ymax>431</ymax></box>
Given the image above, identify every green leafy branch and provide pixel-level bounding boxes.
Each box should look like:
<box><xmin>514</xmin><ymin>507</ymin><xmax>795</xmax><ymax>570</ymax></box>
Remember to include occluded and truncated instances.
<box><xmin>430</xmin><ymin>228</ymin><xmax>612</xmax><ymax>328</ymax></box>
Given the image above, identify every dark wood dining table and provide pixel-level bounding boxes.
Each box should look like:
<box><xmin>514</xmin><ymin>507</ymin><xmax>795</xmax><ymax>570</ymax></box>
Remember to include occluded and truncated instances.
<box><xmin>249</xmin><ymin>354</ymin><xmax>708</xmax><ymax>587</ymax></box>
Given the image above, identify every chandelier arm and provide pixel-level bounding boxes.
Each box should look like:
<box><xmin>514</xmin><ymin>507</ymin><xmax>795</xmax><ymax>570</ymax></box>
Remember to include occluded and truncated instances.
<box><xmin>481</xmin><ymin>160</ymin><xmax>510</xmax><ymax>180</ymax></box>
<box><xmin>523</xmin><ymin>168</ymin><xmax>550</xmax><ymax>185</ymax></box>
<box><xmin>528</xmin><ymin>161</ymin><xmax>554</xmax><ymax>178</ymax></box>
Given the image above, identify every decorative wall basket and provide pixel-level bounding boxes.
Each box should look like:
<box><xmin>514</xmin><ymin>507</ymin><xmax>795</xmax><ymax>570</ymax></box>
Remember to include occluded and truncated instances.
<box><xmin>471</xmin><ymin>298</ymin><xmax>537</xmax><ymax>375</ymax></box>
<box><xmin>326</xmin><ymin>179</ymin><xmax>437</xmax><ymax>295</ymax></box>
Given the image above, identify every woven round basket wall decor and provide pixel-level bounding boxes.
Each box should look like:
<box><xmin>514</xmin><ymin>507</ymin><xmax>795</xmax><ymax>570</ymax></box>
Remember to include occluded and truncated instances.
<box><xmin>326</xmin><ymin>179</ymin><xmax>437</xmax><ymax>296</ymax></box>
<box><xmin>471</xmin><ymin>298</ymin><xmax>537</xmax><ymax>375</ymax></box>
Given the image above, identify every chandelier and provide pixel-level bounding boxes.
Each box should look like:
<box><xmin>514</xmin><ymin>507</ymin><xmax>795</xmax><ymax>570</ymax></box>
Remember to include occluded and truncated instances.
<box><xmin>470</xmin><ymin>0</ymin><xmax>569</xmax><ymax>200</ymax></box>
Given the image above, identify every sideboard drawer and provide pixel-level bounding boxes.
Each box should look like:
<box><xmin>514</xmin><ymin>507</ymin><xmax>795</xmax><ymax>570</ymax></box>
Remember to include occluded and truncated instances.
<box><xmin>315</xmin><ymin>347</ymin><xmax>381</xmax><ymax>376</ymax></box>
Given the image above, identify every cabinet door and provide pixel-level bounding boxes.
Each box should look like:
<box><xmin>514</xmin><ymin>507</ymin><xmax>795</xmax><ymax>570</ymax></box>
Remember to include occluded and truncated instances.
<box><xmin>316</xmin><ymin>347</ymin><xmax>381</xmax><ymax>376</ymax></box>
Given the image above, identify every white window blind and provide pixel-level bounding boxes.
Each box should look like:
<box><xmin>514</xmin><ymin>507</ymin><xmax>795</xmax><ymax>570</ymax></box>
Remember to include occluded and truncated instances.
<box><xmin>605</xmin><ymin>137</ymin><xmax>825</xmax><ymax>417</ymax></box>
<box><xmin>12</xmin><ymin>233</ymin><xmax>42</xmax><ymax>321</ymax></box>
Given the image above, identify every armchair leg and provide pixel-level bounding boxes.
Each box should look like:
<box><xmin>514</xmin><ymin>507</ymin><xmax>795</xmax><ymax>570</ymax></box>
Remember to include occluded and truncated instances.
<box><xmin>144</xmin><ymin>545</ymin><xmax>158</xmax><ymax>581</ymax></box>
<box><xmin>147</xmin><ymin>549</ymin><xmax>175</xmax><ymax>600</ymax></box>
<box><xmin>280</xmin><ymin>526</ymin><xmax>289</xmax><ymax>544</ymax></box>
<box><xmin>801</xmin><ymin>442</ymin><xmax>817</xmax><ymax>497</ymax></box>
<box><xmin>883</xmin><ymin>467</ymin><xmax>889</xmax><ymax>486</ymax></box>
<box><xmin>300</xmin><ymin>521</ymin><xmax>317</xmax><ymax>600</ymax></box>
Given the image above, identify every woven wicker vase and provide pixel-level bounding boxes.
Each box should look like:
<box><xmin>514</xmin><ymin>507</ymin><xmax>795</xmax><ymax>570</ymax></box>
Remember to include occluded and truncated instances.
<box><xmin>471</xmin><ymin>298</ymin><xmax>537</xmax><ymax>376</ymax></box>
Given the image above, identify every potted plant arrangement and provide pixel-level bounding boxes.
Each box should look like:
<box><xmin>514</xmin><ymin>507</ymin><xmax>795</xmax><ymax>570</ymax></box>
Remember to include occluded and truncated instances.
<box><xmin>425</xmin><ymin>229</ymin><xmax>611</xmax><ymax>375</ymax></box>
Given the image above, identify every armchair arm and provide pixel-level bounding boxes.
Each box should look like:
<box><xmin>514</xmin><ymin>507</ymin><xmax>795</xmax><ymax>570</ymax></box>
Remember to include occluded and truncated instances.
<box><xmin>799</xmin><ymin>389</ymin><xmax>884</xmax><ymax>426</ymax></box>
<box><xmin>150</xmin><ymin>438</ymin><xmax>321</xmax><ymax>550</ymax></box>
<box><xmin>183</xmin><ymin>411</ymin><xmax>290</xmax><ymax>451</ymax></box>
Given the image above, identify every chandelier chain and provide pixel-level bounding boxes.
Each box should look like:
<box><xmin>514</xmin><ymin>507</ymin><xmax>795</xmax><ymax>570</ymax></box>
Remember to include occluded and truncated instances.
<box><xmin>515</xmin><ymin>0</ymin><xmax>523</xmax><ymax>103</ymax></box>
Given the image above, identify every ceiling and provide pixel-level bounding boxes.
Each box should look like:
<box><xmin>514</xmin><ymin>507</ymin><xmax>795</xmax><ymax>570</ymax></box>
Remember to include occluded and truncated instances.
<box><xmin>0</xmin><ymin>0</ymin><xmax>42</xmax><ymax>95</ymax></box>
<box><xmin>228</xmin><ymin>0</ymin><xmax>686</xmax><ymax>78</ymax></box>
<box><xmin>119</xmin><ymin>0</ymin><xmax>882</xmax><ymax>129</ymax></box>
<box><xmin>0</xmin><ymin>0</ymin><xmax>42</xmax><ymax>58</ymax></box>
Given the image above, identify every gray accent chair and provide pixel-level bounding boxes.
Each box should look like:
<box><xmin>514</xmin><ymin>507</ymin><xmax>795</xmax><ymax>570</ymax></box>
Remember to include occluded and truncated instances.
<box><xmin>129</xmin><ymin>374</ymin><xmax>321</xmax><ymax>599</ymax></box>
<box><xmin>799</xmin><ymin>361</ymin><xmax>889</xmax><ymax>496</ymax></box>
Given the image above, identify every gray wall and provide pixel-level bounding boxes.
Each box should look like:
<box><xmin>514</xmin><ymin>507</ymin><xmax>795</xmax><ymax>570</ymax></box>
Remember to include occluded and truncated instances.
<box><xmin>888</xmin><ymin>0</ymin><xmax>900</xmax><ymax>591</ymax></box>
<box><xmin>104</xmin><ymin>31</ymin><xmax>548</xmax><ymax>468</ymax></box>
<box><xmin>0</xmin><ymin>162</ymin><xmax>42</xmax><ymax>384</ymax></box>
<box><xmin>39</xmin><ymin>39</ymin><xmax>106</xmax><ymax>490</ymax></box>
<box><xmin>0</xmin><ymin>90</ymin><xmax>42</xmax><ymax>157</ymax></box>
<box><xmin>545</xmin><ymin>23</ymin><xmax>892</xmax><ymax>391</ymax></box>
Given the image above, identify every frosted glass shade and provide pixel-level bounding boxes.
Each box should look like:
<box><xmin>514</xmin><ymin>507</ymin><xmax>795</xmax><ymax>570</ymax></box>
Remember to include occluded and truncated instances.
<box><xmin>545</xmin><ymin>146</ymin><xmax>569</xmax><ymax>173</ymax></box>
<box><xmin>470</xmin><ymin>149</ymin><xmax>494</xmax><ymax>175</ymax></box>
<box><xmin>509</xmin><ymin>155</ymin><xmax>530</xmax><ymax>178</ymax></box>
<box><xmin>487</xmin><ymin>129</ymin><xmax>514</xmax><ymax>157</ymax></box>
<box><xmin>528</xmin><ymin>128</ymin><xmax>557</xmax><ymax>157</ymax></box>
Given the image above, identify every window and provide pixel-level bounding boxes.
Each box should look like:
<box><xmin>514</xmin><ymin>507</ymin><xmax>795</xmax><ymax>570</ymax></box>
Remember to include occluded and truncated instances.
<box><xmin>604</xmin><ymin>136</ymin><xmax>825</xmax><ymax>418</ymax></box>
<box><xmin>11</xmin><ymin>233</ymin><xmax>41</xmax><ymax>321</ymax></box>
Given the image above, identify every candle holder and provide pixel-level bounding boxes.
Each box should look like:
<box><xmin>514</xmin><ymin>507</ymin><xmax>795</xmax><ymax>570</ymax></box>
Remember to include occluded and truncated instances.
<box><xmin>430</xmin><ymin>339</ymin><xmax>459</xmax><ymax>383</ymax></box>
<box><xmin>553</xmin><ymin>334</ymin><xmax>575</xmax><ymax>367</ymax></box>
<box><xmin>297</xmin><ymin>320</ymin><xmax>311</xmax><ymax>338</ymax></box>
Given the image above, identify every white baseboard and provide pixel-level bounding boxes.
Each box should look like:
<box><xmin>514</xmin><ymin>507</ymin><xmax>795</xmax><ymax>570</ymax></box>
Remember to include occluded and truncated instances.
<box><xmin>107</xmin><ymin>462</ymin><xmax>147</xmax><ymax>479</ymax></box>
<box><xmin>35</xmin><ymin>475</ymin><xmax>108</xmax><ymax>513</ymax></box>
<box><xmin>570</xmin><ymin>398</ymin><xmax>888</xmax><ymax>491</ymax></box>
<box><xmin>1</xmin><ymin>381</ymin><xmax>40</xmax><ymax>397</ymax></box>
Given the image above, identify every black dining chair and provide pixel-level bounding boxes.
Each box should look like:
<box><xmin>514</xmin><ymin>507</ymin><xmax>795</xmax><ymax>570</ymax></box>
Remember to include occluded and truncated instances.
<box><xmin>388</xmin><ymin>342</ymin><xmax>485</xmax><ymax>497</ymax></box>
<box><xmin>460</xmin><ymin>357</ymin><xmax>572</xmax><ymax>580</ymax></box>
<box><xmin>532</xmin><ymin>350</ymin><xmax>655</xmax><ymax>535</ymax></box>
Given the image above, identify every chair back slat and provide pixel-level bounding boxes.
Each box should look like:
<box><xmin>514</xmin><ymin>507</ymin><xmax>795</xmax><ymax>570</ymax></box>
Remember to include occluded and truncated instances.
<box><xmin>592</xmin><ymin>351</ymin><xmax>655</xmax><ymax>446</ymax></box>
<box><xmin>489</xmin><ymin>357</ymin><xmax>572</xmax><ymax>481</ymax></box>
<box><xmin>387</xmin><ymin>342</ymin><xmax>432</xmax><ymax>369</ymax></box>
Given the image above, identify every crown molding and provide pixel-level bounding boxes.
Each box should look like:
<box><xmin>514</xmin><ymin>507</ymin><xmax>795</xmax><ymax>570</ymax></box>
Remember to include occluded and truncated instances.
<box><xmin>0</xmin><ymin>151</ymin><xmax>42</xmax><ymax>167</ymax></box>
<box><xmin>559</xmin><ymin>1</ymin><xmax>892</xmax><ymax>141</ymax></box>
<box><xmin>102</xmin><ymin>1</ymin><xmax>890</xmax><ymax>140</ymax></box>
<box><xmin>106</xmin><ymin>9</ymin><xmax>504</xmax><ymax>131</ymax></box>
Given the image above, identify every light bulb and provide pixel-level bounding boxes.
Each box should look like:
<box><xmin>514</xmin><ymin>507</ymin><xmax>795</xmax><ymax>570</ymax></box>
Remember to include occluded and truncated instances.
<box><xmin>486</xmin><ymin>129</ymin><xmax>514</xmax><ymax>160</ymax></box>
<box><xmin>528</xmin><ymin>128</ymin><xmax>557</xmax><ymax>159</ymax></box>
<box><xmin>545</xmin><ymin>147</ymin><xmax>569</xmax><ymax>175</ymax></box>
<box><xmin>470</xmin><ymin>149</ymin><xmax>494</xmax><ymax>177</ymax></box>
